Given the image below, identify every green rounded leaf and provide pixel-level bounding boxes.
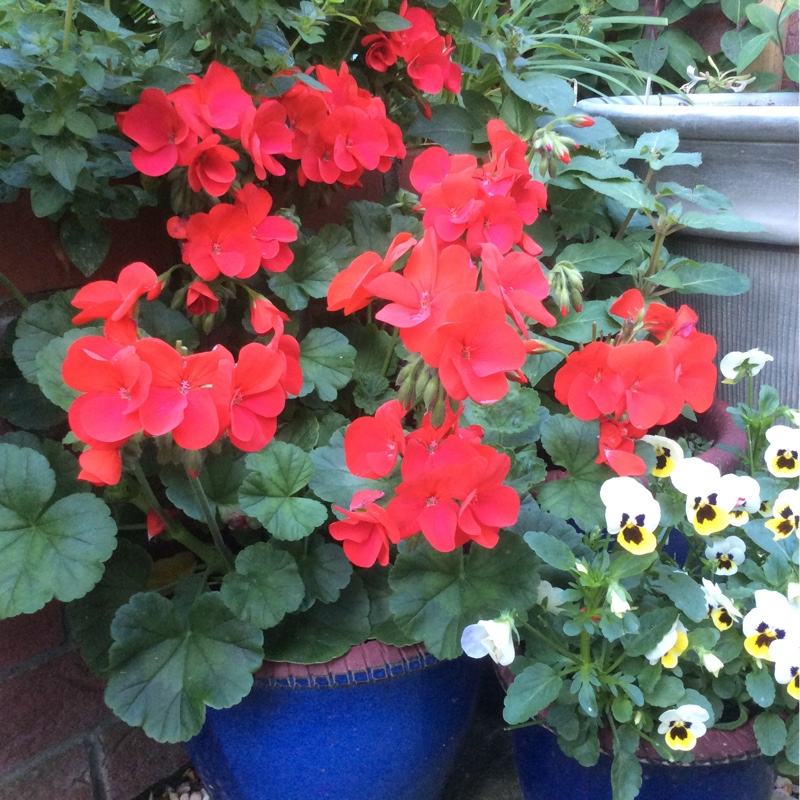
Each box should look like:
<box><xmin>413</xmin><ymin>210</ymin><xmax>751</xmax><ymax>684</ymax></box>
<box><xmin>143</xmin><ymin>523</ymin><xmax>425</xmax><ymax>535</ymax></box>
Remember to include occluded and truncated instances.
<box><xmin>105</xmin><ymin>592</ymin><xmax>264</xmax><ymax>742</ymax></box>
<box><xmin>240</xmin><ymin>442</ymin><xmax>327</xmax><ymax>540</ymax></box>
<box><xmin>503</xmin><ymin>663</ymin><xmax>564</xmax><ymax>724</ymax></box>
<box><xmin>0</xmin><ymin>445</ymin><xmax>117</xmax><ymax>616</ymax></box>
<box><xmin>753</xmin><ymin>712</ymin><xmax>787</xmax><ymax>757</ymax></box>
<box><xmin>221</xmin><ymin>542</ymin><xmax>305</xmax><ymax>629</ymax></box>
<box><xmin>299</xmin><ymin>327</ymin><xmax>356</xmax><ymax>402</ymax></box>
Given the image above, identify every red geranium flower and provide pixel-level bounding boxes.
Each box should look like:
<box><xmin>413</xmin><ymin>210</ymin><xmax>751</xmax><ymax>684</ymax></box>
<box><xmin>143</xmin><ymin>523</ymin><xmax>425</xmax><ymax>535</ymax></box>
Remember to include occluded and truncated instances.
<box><xmin>344</xmin><ymin>399</ymin><xmax>407</xmax><ymax>479</ymax></box>
<box><xmin>183</xmin><ymin>135</ymin><xmax>239</xmax><ymax>197</ymax></box>
<box><xmin>186</xmin><ymin>282</ymin><xmax>219</xmax><ymax>316</ymax></box>
<box><xmin>135</xmin><ymin>338</ymin><xmax>234</xmax><ymax>450</ymax></box>
<box><xmin>71</xmin><ymin>261</ymin><xmax>160</xmax><ymax>325</ymax></box>
<box><xmin>554</xmin><ymin>341</ymin><xmax>624</xmax><ymax>421</ymax></box>
<box><xmin>421</xmin><ymin>292</ymin><xmax>526</xmax><ymax>404</ymax></box>
<box><xmin>234</xmin><ymin>184</ymin><xmax>297</xmax><ymax>273</ymax></box>
<box><xmin>329</xmin><ymin>497</ymin><xmax>401</xmax><ymax>567</ymax></box>
<box><xmin>250</xmin><ymin>296</ymin><xmax>289</xmax><ymax>336</ymax></box>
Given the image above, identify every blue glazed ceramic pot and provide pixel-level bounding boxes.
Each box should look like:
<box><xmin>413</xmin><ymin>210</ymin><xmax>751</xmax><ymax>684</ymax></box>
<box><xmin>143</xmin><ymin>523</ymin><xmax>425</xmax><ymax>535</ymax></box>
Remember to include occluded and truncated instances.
<box><xmin>512</xmin><ymin>719</ymin><xmax>774</xmax><ymax>800</ymax></box>
<box><xmin>187</xmin><ymin>641</ymin><xmax>482</xmax><ymax>800</ymax></box>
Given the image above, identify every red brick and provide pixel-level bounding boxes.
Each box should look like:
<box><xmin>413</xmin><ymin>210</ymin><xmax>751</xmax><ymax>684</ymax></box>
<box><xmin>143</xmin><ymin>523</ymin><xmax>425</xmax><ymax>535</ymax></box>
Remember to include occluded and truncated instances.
<box><xmin>0</xmin><ymin>603</ymin><xmax>65</xmax><ymax>671</ymax></box>
<box><xmin>99</xmin><ymin>722</ymin><xmax>188</xmax><ymax>800</ymax></box>
<box><xmin>0</xmin><ymin>651</ymin><xmax>108</xmax><ymax>774</ymax></box>
<box><xmin>0</xmin><ymin>742</ymin><xmax>93</xmax><ymax>800</ymax></box>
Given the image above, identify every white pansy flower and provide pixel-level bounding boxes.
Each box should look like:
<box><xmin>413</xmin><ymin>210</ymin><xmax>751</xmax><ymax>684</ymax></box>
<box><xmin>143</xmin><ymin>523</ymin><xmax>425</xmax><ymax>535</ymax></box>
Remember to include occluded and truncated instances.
<box><xmin>600</xmin><ymin>476</ymin><xmax>661</xmax><ymax>555</ymax></box>
<box><xmin>765</xmin><ymin>488</ymin><xmax>800</xmax><ymax>540</ymax></box>
<box><xmin>701</xmin><ymin>578</ymin><xmax>742</xmax><ymax>631</ymax></box>
<box><xmin>537</xmin><ymin>580</ymin><xmax>565</xmax><ymax>615</ymax></box>
<box><xmin>701</xmin><ymin>652</ymin><xmax>724</xmax><ymax>677</ymax></box>
<box><xmin>742</xmin><ymin>590</ymin><xmax>800</xmax><ymax>661</ymax></box>
<box><xmin>658</xmin><ymin>704</ymin><xmax>710</xmax><ymax>751</ymax></box>
<box><xmin>719</xmin><ymin>348</ymin><xmax>773</xmax><ymax>384</ymax></box>
<box><xmin>764</xmin><ymin>426</ymin><xmax>800</xmax><ymax>478</ymax></box>
<box><xmin>703</xmin><ymin>535</ymin><xmax>746</xmax><ymax>576</ymax></box>
<box><xmin>607</xmin><ymin>583</ymin><xmax>631</xmax><ymax>617</ymax></box>
<box><xmin>641</xmin><ymin>434</ymin><xmax>684</xmax><ymax>478</ymax></box>
<box><xmin>461</xmin><ymin>618</ymin><xmax>516</xmax><ymax>666</ymax></box>
<box><xmin>770</xmin><ymin>637</ymin><xmax>800</xmax><ymax>701</ymax></box>
<box><xmin>670</xmin><ymin>458</ymin><xmax>739</xmax><ymax>536</ymax></box>
<box><xmin>645</xmin><ymin>619</ymin><xmax>688</xmax><ymax>668</ymax></box>
<box><xmin>720</xmin><ymin>473</ymin><xmax>761</xmax><ymax>526</ymax></box>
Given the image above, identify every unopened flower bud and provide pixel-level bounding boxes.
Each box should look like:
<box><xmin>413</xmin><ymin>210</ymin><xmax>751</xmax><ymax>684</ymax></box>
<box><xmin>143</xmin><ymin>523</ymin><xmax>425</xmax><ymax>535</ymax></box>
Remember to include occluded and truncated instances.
<box><xmin>566</xmin><ymin>114</ymin><xmax>595</xmax><ymax>128</ymax></box>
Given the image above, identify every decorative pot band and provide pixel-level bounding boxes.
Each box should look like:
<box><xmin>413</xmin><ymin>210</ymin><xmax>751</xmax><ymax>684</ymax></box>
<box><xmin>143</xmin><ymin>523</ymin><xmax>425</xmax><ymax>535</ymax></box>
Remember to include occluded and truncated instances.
<box><xmin>256</xmin><ymin>641</ymin><xmax>439</xmax><ymax>688</ymax></box>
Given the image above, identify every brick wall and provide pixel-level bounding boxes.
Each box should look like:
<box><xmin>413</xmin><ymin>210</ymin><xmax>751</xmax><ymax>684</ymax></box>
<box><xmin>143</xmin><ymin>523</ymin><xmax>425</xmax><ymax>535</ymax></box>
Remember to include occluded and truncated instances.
<box><xmin>0</xmin><ymin>602</ymin><xmax>187</xmax><ymax>800</ymax></box>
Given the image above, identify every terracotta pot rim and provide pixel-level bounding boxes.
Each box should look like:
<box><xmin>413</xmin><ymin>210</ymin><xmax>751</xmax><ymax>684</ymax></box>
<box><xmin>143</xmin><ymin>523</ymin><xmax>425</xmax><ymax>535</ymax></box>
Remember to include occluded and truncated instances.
<box><xmin>256</xmin><ymin>640</ymin><xmax>440</xmax><ymax>687</ymax></box>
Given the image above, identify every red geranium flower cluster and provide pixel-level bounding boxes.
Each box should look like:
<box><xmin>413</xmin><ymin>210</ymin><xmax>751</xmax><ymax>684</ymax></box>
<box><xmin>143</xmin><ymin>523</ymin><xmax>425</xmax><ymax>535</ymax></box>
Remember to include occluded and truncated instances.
<box><xmin>330</xmin><ymin>402</ymin><xmax>520</xmax><ymax>566</ymax></box>
<box><xmin>327</xmin><ymin>121</ymin><xmax>554</xmax><ymax>407</ymax></box>
<box><xmin>117</xmin><ymin>60</ymin><xmax>407</xmax><ymax>311</ymax></box>
<box><xmin>62</xmin><ymin>262</ymin><xmax>302</xmax><ymax>486</ymax></box>
<box><xmin>362</xmin><ymin>1</ymin><xmax>462</xmax><ymax>95</ymax></box>
<box><xmin>554</xmin><ymin>289</ymin><xmax>717</xmax><ymax>476</ymax></box>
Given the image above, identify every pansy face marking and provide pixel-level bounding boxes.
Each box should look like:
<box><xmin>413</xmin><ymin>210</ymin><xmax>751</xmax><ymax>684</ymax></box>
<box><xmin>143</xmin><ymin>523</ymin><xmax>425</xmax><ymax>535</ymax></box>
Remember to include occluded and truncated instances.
<box><xmin>772</xmin><ymin>638</ymin><xmax>800</xmax><ymax>701</ymax></box>
<box><xmin>765</xmin><ymin>488</ymin><xmax>800</xmax><ymax>541</ymax></box>
<box><xmin>704</xmin><ymin>536</ymin><xmax>746</xmax><ymax>576</ymax></box>
<box><xmin>765</xmin><ymin>425</ymin><xmax>800</xmax><ymax>479</ymax></box>
<box><xmin>642</xmin><ymin>435</ymin><xmax>683</xmax><ymax>478</ymax></box>
<box><xmin>657</xmin><ymin>705</ymin><xmax>709</xmax><ymax>752</ymax></box>
<box><xmin>600</xmin><ymin>476</ymin><xmax>660</xmax><ymax>555</ymax></box>
<box><xmin>701</xmin><ymin>578</ymin><xmax>742</xmax><ymax>632</ymax></box>
<box><xmin>670</xmin><ymin>459</ymin><xmax>737</xmax><ymax>536</ymax></box>
<box><xmin>742</xmin><ymin>590</ymin><xmax>798</xmax><ymax>661</ymax></box>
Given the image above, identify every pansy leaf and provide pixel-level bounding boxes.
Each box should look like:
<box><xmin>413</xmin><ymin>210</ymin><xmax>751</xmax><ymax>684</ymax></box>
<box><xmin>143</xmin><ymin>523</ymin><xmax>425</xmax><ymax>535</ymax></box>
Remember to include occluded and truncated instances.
<box><xmin>753</xmin><ymin>713</ymin><xmax>787</xmax><ymax>757</ymax></box>
<box><xmin>503</xmin><ymin>663</ymin><xmax>564</xmax><ymax>724</ymax></box>
<box><xmin>644</xmin><ymin>675</ymin><xmax>685</xmax><ymax>707</ymax></box>
<box><xmin>12</xmin><ymin>292</ymin><xmax>79</xmax><ymax>383</ymax></box>
<box><xmin>524</xmin><ymin>530</ymin><xmax>577</xmax><ymax>571</ymax></box>
<box><xmin>308</xmin><ymin>429</ymin><xmax>397</xmax><ymax>510</ymax></box>
<box><xmin>105</xmin><ymin>591</ymin><xmax>264</xmax><ymax>743</ymax></box>
<box><xmin>261</xmin><ymin>575</ymin><xmax>370</xmax><ymax>663</ymax></box>
<box><xmin>220</xmin><ymin>542</ymin><xmax>305</xmax><ymax>629</ymax></box>
<box><xmin>66</xmin><ymin>539</ymin><xmax>153</xmax><ymax>676</ymax></box>
<box><xmin>298</xmin><ymin>327</ymin><xmax>356</xmax><ymax>402</ymax></box>
<box><xmin>622</xmin><ymin>607</ymin><xmax>679</xmax><ymax>658</ymax></box>
<box><xmin>511</xmin><ymin>497</ymin><xmax>585</xmax><ymax>552</ymax></box>
<box><xmin>610</xmin><ymin>552</ymin><xmax>658</xmax><ymax>581</ymax></box>
<box><xmin>35</xmin><ymin>328</ymin><xmax>102</xmax><ymax>411</ymax></box>
<box><xmin>536</xmin><ymin>416</ymin><xmax>610</xmax><ymax>530</ymax></box>
<box><xmin>389</xmin><ymin>533</ymin><xmax>539</xmax><ymax>659</ymax></box>
<box><xmin>0</xmin><ymin>444</ymin><xmax>117</xmax><ymax>617</ymax></box>
<box><xmin>240</xmin><ymin>442</ymin><xmax>327</xmax><ymax>540</ymax></box>
<box><xmin>655</xmin><ymin>569</ymin><xmax>708</xmax><ymax>622</ymax></box>
<box><xmin>277</xmin><ymin>534</ymin><xmax>352</xmax><ymax>605</ymax></box>
<box><xmin>746</xmin><ymin>667</ymin><xmax>776</xmax><ymax>708</ymax></box>
<box><xmin>611</xmin><ymin>747</ymin><xmax>643</xmax><ymax>800</ymax></box>
<box><xmin>161</xmin><ymin>446</ymin><xmax>246</xmax><ymax>522</ymax></box>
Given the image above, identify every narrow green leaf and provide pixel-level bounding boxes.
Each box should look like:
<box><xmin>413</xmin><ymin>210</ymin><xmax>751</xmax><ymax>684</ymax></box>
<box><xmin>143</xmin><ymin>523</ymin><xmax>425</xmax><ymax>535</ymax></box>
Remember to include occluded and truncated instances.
<box><xmin>651</xmin><ymin>261</ymin><xmax>750</xmax><ymax>296</ymax></box>
<box><xmin>503</xmin><ymin>663</ymin><xmax>563</xmax><ymax>724</ymax></box>
<box><xmin>373</xmin><ymin>10</ymin><xmax>412</xmax><ymax>30</ymax></box>
<box><xmin>524</xmin><ymin>530</ymin><xmax>577</xmax><ymax>570</ymax></box>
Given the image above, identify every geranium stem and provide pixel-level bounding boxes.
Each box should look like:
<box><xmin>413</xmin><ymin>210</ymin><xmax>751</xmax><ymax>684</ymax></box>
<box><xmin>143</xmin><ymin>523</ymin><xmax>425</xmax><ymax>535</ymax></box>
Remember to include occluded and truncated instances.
<box><xmin>186</xmin><ymin>467</ymin><xmax>236</xmax><ymax>571</ymax></box>
<box><xmin>131</xmin><ymin>462</ymin><xmax>225</xmax><ymax>571</ymax></box>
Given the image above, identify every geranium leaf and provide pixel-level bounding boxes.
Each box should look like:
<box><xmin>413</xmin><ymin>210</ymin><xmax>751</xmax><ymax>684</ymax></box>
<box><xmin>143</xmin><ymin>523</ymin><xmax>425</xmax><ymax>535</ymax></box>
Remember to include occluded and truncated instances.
<box><xmin>278</xmin><ymin>534</ymin><xmax>352</xmax><ymax>604</ymax></box>
<box><xmin>502</xmin><ymin>71</ymin><xmax>577</xmax><ymax>117</ymax></box>
<box><xmin>309</xmin><ymin>429</ymin><xmax>397</xmax><ymax>510</ymax></box>
<box><xmin>105</xmin><ymin>592</ymin><xmax>264</xmax><ymax>743</ymax></box>
<box><xmin>551</xmin><ymin>300</ymin><xmax>616</xmax><ymax>343</ymax></box>
<box><xmin>0</xmin><ymin>444</ymin><xmax>117</xmax><ymax>617</ymax></box>
<box><xmin>373</xmin><ymin>10</ymin><xmax>412</xmax><ymax>30</ymax></box>
<box><xmin>536</xmin><ymin>416</ymin><xmax>610</xmax><ymax>530</ymax></box>
<box><xmin>0</xmin><ymin>354</ymin><xmax>65</xmax><ymax>430</ymax></box>
<box><xmin>557</xmin><ymin>239</ymin><xmax>636</xmax><ymax>275</ymax></box>
<box><xmin>361</xmin><ymin>565</ymin><xmax>418</xmax><ymax>646</ymax></box>
<box><xmin>66</xmin><ymin>539</ymin><xmax>153</xmax><ymax>675</ymax></box>
<box><xmin>12</xmin><ymin>292</ymin><xmax>78</xmax><ymax>383</ymax></box>
<box><xmin>35</xmin><ymin>328</ymin><xmax>102</xmax><ymax>411</ymax></box>
<box><xmin>503</xmin><ymin>663</ymin><xmax>563</xmax><ymax>724</ymax></box>
<box><xmin>261</xmin><ymin>575</ymin><xmax>370</xmax><ymax>663</ymax></box>
<box><xmin>0</xmin><ymin>432</ymin><xmax>85</xmax><ymax>501</ymax></box>
<box><xmin>463</xmin><ymin>384</ymin><xmax>545</xmax><ymax>446</ymax></box>
<box><xmin>161</xmin><ymin>445</ymin><xmax>246</xmax><ymax>522</ymax></box>
<box><xmin>221</xmin><ymin>542</ymin><xmax>305</xmax><ymax>629</ymax></box>
<box><xmin>389</xmin><ymin>533</ymin><xmax>539</xmax><ymax>659</ymax></box>
<box><xmin>407</xmin><ymin>104</ymin><xmax>480</xmax><ymax>154</ymax></box>
<box><xmin>138</xmin><ymin>300</ymin><xmax>199</xmax><ymax>351</ymax></box>
<box><xmin>240</xmin><ymin>442</ymin><xmax>327</xmax><ymax>540</ymax></box>
<box><xmin>299</xmin><ymin>327</ymin><xmax>356</xmax><ymax>402</ymax></box>
<box><xmin>41</xmin><ymin>139</ymin><xmax>87</xmax><ymax>191</ymax></box>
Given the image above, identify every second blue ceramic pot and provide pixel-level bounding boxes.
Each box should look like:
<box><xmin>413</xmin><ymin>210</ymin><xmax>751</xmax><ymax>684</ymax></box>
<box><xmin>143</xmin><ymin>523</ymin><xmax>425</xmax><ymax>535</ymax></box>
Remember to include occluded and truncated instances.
<box><xmin>512</xmin><ymin>719</ymin><xmax>774</xmax><ymax>800</ymax></box>
<box><xmin>187</xmin><ymin>641</ymin><xmax>482</xmax><ymax>800</ymax></box>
